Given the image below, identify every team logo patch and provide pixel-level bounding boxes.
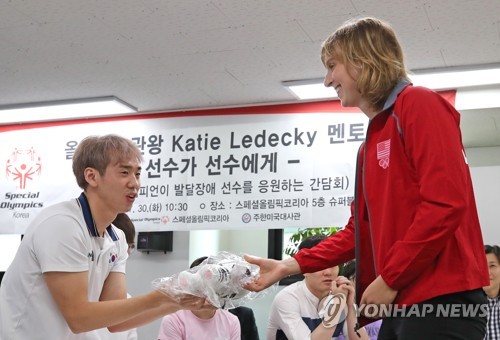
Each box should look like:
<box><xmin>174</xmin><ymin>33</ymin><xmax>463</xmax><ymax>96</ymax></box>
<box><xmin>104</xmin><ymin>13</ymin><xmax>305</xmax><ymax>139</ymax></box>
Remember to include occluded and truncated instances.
<box><xmin>109</xmin><ymin>252</ymin><xmax>117</xmax><ymax>263</ymax></box>
<box><xmin>377</xmin><ymin>139</ymin><xmax>391</xmax><ymax>169</ymax></box>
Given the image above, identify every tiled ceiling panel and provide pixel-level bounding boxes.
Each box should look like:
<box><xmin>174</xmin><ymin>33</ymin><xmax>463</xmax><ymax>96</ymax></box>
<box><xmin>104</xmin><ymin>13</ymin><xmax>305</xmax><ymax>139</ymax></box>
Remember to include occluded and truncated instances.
<box><xmin>0</xmin><ymin>0</ymin><xmax>499</xmax><ymax>145</ymax></box>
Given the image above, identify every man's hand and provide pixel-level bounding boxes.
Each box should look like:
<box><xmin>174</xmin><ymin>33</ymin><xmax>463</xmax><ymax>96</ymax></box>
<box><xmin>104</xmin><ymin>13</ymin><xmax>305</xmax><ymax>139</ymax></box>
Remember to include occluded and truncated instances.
<box><xmin>243</xmin><ymin>255</ymin><xmax>300</xmax><ymax>292</ymax></box>
<box><xmin>359</xmin><ymin>275</ymin><xmax>397</xmax><ymax>318</ymax></box>
<box><xmin>334</xmin><ymin>276</ymin><xmax>355</xmax><ymax>306</ymax></box>
<box><xmin>176</xmin><ymin>293</ymin><xmax>209</xmax><ymax>311</ymax></box>
<box><xmin>152</xmin><ymin>289</ymin><xmax>208</xmax><ymax>312</ymax></box>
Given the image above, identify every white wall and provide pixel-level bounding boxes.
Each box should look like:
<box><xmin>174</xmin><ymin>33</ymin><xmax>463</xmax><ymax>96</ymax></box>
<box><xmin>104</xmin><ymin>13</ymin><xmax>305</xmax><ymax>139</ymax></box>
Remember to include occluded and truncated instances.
<box><xmin>189</xmin><ymin>229</ymin><xmax>226</xmax><ymax>263</ymax></box>
<box><xmin>125</xmin><ymin>146</ymin><xmax>500</xmax><ymax>339</ymax></box>
<box><xmin>471</xmin><ymin>164</ymin><xmax>500</xmax><ymax>244</ymax></box>
<box><xmin>467</xmin><ymin>146</ymin><xmax>500</xmax><ymax>167</ymax></box>
<box><xmin>467</xmin><ymin>146</ymin><xmax>500</xmax><ymax>244</ymax></box>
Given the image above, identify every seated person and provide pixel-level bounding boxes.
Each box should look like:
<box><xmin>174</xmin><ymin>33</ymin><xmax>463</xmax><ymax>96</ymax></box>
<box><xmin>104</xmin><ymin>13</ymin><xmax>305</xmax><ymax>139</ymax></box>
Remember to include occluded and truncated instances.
<box><xmin>267</xmin><ymin>235</ymin><xmax>346</xmax><ymax>340</ymax></box>
<box><xmin>336</xmin><ymin>260</ymin><xmax>379</xmax><ymax>340</ymax></box>
<box><xmin>157</xmin><ymin>256</ymin><xmax>241</xmax><ymax>340</ymax></box>
<box><xmin>229</xmin><ymin>306</ymin><xmax>260</xmax><ymax>340</ymax></box>
<box><xmin>484</xmin><ymin>245</ymin><xmax>500</xmax><ymax>339</ymax></box>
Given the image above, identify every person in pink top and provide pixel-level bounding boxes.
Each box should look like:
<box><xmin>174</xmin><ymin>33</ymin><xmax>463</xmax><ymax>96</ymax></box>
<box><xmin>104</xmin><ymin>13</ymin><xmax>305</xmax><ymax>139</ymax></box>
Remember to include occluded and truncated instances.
<box><xmin>157</xmin><ymin>256</ymin><xmax>241</xmax><ymax>340</ymax></box>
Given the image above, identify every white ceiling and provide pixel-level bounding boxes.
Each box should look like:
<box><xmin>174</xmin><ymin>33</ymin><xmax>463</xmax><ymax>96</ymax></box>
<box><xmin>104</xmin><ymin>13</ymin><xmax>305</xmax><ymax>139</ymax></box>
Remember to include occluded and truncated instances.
<box><xmin>1</xmin><ymin>0</ymin><xmax>499</xmax><ymax>146</ymax></box>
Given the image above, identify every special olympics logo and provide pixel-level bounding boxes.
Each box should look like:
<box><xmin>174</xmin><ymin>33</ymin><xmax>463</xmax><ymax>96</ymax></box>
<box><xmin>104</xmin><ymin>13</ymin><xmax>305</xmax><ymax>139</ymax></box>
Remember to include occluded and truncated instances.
<box><xmin>5</xmin><ymin>148</ymin><xmax>42</xmax><ymax>189</ymax></box>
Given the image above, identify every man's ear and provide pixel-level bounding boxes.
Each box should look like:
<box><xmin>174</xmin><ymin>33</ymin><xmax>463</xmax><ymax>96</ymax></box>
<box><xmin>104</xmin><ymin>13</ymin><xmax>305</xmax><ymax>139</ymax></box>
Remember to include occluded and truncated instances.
<box><xmin>84</xmin><ymin>167</ymin><xmax>99</xmax><ymax>188</ymax></box>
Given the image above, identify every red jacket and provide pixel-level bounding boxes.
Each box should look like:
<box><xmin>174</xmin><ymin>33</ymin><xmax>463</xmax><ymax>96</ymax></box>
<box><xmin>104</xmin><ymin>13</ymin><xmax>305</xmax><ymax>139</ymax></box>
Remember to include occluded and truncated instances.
<box><xmin>295</xmin><ymin>82</ymin><xmax>489</xmax><ymax>309</ymax></box>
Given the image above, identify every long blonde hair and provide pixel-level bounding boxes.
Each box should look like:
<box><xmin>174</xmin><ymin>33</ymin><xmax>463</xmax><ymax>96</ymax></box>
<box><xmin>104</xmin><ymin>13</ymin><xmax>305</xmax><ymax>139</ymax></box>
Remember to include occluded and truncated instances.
<box><xmin>321</xmin><ymin>17</ymin><xmax>409</xmax><ymax>110</ymax></box>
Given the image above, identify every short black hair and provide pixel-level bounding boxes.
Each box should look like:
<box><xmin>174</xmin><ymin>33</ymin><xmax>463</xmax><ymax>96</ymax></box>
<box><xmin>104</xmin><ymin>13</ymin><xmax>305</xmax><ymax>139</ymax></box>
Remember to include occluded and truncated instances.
<box><xmin>341</xmin><ymin>260</ymin><xmax>356</xmax><ymax>279</ymax></box>
<box><xmin>298</xmin><ymin>234</ymin><xmax>327</xmax><ymax>250</ymax></box>
<box><xmin>485</xmin><ymin>245</ymin><xmax>500</xmax><ymax>263</ymax></box>
<box><xmin>190</xmin><ymin>256</ymin><xmax>208</xmax><ymax>269</ymax></box>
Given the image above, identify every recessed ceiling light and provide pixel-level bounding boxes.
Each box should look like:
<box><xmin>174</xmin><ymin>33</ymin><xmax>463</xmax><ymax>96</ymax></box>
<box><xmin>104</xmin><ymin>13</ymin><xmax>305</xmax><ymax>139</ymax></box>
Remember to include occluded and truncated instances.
<box><xmin>0</xmin><ymin>96</ymin><xmax>137</xmax><ymax>125</ymax></box>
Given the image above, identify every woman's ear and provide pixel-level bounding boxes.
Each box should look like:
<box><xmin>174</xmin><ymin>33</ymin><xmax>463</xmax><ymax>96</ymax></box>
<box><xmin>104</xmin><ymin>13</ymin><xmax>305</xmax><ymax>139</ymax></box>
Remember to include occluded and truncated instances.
<box><xmin>84</xmin><ymin>167</ymin><xmax>99</xmax><ymax>188</ymax></box>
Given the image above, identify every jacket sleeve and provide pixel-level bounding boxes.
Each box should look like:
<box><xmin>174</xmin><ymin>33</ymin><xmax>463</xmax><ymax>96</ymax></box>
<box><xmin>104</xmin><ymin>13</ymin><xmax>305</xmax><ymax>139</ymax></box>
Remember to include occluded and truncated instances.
<box><xmin>380</xmin><ymin>87</ymin><xmax>471</xmax><ymax>290</ymax></box>
<box><xmin>294</xmin><ymin>204</ymin><xmax>356</xmax><ymax>273</ymax></box>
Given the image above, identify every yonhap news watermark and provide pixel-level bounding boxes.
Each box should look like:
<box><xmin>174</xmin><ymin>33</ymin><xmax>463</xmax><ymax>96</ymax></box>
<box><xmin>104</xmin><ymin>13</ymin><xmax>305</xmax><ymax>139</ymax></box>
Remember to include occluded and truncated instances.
<box><xmin>318</xmin><ymin>293</ymin><xmax>488</xmax><ymax>331</ymax></box>
<box><xmin>357</xmin><ymin>303</ymin><xmax>489</xmax><ymax>318</ymax></box>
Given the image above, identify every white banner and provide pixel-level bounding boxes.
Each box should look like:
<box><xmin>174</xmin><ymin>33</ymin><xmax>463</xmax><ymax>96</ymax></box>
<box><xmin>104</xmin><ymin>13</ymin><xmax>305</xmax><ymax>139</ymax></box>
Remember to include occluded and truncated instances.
<box><xmin>0</xmin><ymin>110</ymin><xmax>367</xmax><ymax>233</ymax></box>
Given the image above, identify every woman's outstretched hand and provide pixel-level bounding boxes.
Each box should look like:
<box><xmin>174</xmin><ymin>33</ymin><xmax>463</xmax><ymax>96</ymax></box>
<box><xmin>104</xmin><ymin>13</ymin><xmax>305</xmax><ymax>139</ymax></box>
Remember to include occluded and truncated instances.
<box><xmin>243</xmin><ymin>254</ymin><xmax>300</xmax><ymax>292</ymax></box>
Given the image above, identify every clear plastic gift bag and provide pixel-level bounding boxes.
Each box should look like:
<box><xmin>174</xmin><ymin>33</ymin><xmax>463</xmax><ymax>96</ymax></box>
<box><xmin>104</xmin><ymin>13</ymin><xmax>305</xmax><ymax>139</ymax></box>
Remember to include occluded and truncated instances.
<box><xmin>152</xmin><ymin>251</ymin><xmax>274</xmax><ymax>309</ymax></box>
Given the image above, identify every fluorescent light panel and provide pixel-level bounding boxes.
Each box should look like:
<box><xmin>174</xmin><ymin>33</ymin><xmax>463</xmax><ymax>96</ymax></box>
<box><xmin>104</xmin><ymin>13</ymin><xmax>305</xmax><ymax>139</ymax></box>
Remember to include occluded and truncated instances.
<box><xmin>0</xmin><ymin>96</ymin><xmax>137</xmax><ymax>125</ymax></box>
<box><xmin>282</xmin><ymin>78</ymin><xmax>338</xmax><ymax>100</ymax></box>
<box><xmin>411</xmin><ymin>67</ymin><xmax>500</xmax><ymax>90</ymax></box>
<box><xmin>284</xmin><ymin>65</ymin><xmax>500</xmax><ymax>100</ymax></box>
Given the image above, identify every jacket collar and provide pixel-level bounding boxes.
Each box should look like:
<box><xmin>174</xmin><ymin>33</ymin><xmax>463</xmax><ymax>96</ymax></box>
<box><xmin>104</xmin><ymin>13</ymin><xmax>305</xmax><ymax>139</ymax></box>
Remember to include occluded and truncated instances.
<box><xmin>381</xmin><ymin>78</ymin><xmax>412</xmax><ymax>112</ymax></box>
<box><xmin>76</xmin><ymin>192</ymin><xmax>119</xmax><ymax>240</ymax></box>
